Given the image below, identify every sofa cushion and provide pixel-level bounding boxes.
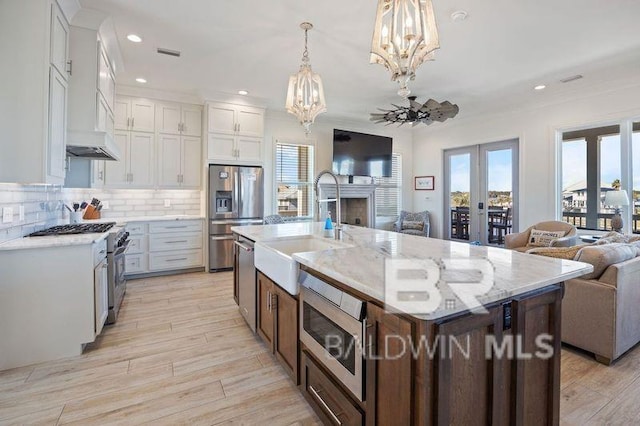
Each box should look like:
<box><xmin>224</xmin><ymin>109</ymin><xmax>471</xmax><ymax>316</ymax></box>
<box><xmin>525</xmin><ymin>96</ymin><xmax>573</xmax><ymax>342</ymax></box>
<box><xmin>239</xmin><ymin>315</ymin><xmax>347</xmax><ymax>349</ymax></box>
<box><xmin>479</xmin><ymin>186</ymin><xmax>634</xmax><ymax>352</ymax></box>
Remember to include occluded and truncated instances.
<box><xmin>526</xmin><ymin>244</ymin><xmax>590</xmax><ymax>259</ymax></box>
<box><xmin>574</xmin><ymin>243</ymin><xmax>637</xmax><ymax>280</ymax></box>
<box><xmin>527</xmin><ymin>229</ymin><xmax>566</xmax><ymax>247</ymax></box>
<box><xmin>402</xmin><ymin>220</ymin><xmax>424</xmax><ymax>231</ymax></box>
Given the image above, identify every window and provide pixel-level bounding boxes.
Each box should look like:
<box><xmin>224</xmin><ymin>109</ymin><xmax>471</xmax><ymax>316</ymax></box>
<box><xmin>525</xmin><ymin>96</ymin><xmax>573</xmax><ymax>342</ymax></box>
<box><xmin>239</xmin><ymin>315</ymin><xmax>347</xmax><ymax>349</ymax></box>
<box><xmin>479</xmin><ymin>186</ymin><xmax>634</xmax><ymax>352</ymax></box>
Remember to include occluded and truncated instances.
<box><xmin>275</xmin><ymin>142</ymin><xmax>314</xmax><ymax>219</ymax></box>
<box><xmin>374</xmin><ymin>153</ymin><xmax>402</xmax><ymax>217</ymax></box>
<box><xmin>560</xmin><ymin>124</ymin><xmax>621</xmax><ymax>231</ymax></box>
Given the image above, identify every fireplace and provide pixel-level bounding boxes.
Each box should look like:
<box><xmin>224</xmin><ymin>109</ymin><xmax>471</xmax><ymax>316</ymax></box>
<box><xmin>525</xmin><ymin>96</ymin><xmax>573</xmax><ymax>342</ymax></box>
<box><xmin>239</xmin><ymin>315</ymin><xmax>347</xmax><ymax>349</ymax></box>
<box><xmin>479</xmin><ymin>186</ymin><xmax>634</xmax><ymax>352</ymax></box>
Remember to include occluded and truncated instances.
<box><xmin>319</xmin><ymin>184</ymin><xmax>377</xmax><ymax>228</ymax></box>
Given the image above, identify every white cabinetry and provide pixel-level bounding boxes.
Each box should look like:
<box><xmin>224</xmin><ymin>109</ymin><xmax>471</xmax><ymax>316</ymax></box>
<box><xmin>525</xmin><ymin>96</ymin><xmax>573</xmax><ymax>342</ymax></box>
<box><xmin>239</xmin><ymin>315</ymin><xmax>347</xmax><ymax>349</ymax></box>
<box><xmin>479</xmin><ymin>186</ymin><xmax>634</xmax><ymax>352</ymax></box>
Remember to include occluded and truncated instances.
<box><xmin>66</xmin><ymin>25</ymin><xmax>117</xmax><ymax>152</ymax></box>
<box><xmin>115</xmin><ymin>97</ymin><xmax>155</xmax><ymax>132</ymax></box>
<box><xmin>92</xmin><ymin>239</ymin><xmax>108</xmax><ymax>337</ymax></box>
<box><xmin>0</xmin><ymin>235</ymin><xmax>109</xmax><ymax>370</ymax></box>
<box><xmin>94</xmin><ymin>257</ymin><xmax>108</xmax><ymax>336</ymax></box>
<box><xmin>157</xmin><ymin>102</ymin><xmax>202</xmax><ymax>188</ymax></box>
<box><xmin>157</xmin><ymin>102</ymin><xmax>202</xmax><ymax>137</ymax></box>
<box><xmin>206</xmin><ymin>102</ymin><xmax>264</xmax><ymax>164</ymax></box>
<box><xmin>104</xmin><ymin>131</ymin><xmax>154</xmax><ymax>187</ymax></box>
<box><xmin>124</xmin><ymin>222</ymin><xmax>148</xmax><ymax>275</ymax></box>
<box><xmin>0</xmin><ymin>0</ymin><xmax>70</xmax><ymax>184</ymax></box>
<box><xmin>124</xmin><ymin>219</ymin><xmax>204</xmax><ymax>277</ymax></box>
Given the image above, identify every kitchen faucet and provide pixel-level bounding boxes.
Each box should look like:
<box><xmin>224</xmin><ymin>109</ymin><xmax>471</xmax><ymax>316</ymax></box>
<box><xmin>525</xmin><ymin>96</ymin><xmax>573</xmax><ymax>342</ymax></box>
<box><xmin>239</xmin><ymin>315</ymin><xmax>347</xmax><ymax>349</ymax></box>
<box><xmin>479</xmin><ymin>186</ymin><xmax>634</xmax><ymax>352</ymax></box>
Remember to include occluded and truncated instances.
<box><xmin>314</xmin><ymin>170</ymin><xmax>342</xmax><ymax>240</ymax></box>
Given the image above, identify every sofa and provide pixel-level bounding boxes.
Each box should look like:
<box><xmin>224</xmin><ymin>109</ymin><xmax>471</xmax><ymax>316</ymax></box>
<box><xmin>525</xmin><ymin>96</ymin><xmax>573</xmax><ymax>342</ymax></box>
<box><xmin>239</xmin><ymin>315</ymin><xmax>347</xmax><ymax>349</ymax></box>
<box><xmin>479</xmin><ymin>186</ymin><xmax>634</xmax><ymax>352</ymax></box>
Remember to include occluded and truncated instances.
<box><xmin>505</xmin><ymin>220</ymin><xmax>578</xmax><ymax>252</ymax></box>
<box><xmin>527</xmin><ymin>233</ymin><xmax>640</xmax><ymax>364</ymax></box>
<box><xmin>393</xmin><ymin>210</ymin><xmax>430</xmax><ymax>237</ymax></box>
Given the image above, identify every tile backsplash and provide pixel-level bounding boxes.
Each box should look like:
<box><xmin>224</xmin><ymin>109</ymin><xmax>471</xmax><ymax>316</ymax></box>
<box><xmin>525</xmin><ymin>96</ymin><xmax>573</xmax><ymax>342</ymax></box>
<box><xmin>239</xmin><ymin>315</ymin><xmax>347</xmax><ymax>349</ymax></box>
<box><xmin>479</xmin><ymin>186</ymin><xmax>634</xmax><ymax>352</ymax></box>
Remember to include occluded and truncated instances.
<box><xmin>0</xmin><ymin>185</ymin><xmax>203</xmax><ymax>244</ymax></box>
<box><xmin>0</xmin><ymin>184</ymin><xmax>65</xmax><ymax>243</ymax></box>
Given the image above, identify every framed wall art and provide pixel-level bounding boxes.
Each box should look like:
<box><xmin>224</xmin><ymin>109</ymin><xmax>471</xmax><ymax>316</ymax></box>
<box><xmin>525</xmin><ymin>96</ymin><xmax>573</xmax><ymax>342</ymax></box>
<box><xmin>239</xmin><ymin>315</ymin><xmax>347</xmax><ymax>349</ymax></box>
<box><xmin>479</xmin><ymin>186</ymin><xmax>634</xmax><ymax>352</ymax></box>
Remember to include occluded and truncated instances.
<box><xmin>415</xmin><ymin>175</ymin><xmax>435</xmax><ymax>191</ymax></box>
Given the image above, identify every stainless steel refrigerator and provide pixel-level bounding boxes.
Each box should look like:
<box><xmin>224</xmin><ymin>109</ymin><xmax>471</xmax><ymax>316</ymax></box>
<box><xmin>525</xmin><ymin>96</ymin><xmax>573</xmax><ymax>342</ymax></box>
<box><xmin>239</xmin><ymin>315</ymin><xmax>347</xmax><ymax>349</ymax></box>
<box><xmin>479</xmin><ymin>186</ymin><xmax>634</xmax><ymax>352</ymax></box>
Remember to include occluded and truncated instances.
<box><xmin>208</xmin><ymin>164</ymin><xmax>264</xmax><ymax>271</ymax></box>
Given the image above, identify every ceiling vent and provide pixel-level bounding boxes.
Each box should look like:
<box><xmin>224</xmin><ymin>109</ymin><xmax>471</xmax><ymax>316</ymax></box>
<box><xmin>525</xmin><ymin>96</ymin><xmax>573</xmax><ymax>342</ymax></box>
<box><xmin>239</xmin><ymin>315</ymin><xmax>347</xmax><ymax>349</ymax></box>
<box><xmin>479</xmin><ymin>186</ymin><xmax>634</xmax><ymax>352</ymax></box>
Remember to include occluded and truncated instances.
<box><xmin>157</xmin><ymin>47</ymin><xmax>181</xmax><ymax>57</ymax></box>
<box><xmin>560</xmin><ymin>74</ymin><xmax>583</xmax><ymax>83</ymax></box>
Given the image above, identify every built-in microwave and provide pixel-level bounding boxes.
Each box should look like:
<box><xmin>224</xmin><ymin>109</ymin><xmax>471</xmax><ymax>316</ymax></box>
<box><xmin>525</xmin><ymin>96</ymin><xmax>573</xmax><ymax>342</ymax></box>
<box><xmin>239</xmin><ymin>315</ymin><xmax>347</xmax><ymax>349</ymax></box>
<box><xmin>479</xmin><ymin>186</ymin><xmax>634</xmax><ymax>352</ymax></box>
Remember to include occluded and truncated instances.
<box><xmin>299</xmin><ymin>270</ymin><xmax>365</xmax><ymax>401</ymax></box>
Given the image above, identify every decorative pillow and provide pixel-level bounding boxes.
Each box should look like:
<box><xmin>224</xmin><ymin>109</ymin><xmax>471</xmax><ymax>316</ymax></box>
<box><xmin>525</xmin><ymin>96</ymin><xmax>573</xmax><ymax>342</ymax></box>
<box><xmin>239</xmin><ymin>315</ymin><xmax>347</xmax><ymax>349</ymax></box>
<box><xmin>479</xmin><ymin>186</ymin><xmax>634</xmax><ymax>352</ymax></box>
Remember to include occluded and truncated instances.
<box><xmin>527</xmin><ymin>229</ymin><xmax>566</xmax><ymax>247</ymax></box>
<box><xmin>525</xmin><ymin>244</ymin><xmax>590</xmax><ymax>259</ymax></box>
<box><xmin>574</xmin><ymin>243</ymin><xmax>637</xmax><ymax>280</ymax></box>
<box><xmin>594</xmin><ymin>231</ymin><xmax>628</xmax><ymax>245</ymax></box>
<box><xmin>402</xmin><ymin>220</ymin><xmax>424</xmax><ymax>231</ymax></box>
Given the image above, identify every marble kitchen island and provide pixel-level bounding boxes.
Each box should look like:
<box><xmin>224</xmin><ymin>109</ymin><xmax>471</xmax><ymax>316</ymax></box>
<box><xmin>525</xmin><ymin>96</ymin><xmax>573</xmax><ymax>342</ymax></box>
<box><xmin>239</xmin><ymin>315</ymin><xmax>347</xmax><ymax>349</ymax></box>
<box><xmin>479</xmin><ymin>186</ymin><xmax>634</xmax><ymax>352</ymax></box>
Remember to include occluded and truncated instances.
<box><xmin>232</xmin><ymin>223</ymin><xmax>592</xmax><ymax>425</ymax></box>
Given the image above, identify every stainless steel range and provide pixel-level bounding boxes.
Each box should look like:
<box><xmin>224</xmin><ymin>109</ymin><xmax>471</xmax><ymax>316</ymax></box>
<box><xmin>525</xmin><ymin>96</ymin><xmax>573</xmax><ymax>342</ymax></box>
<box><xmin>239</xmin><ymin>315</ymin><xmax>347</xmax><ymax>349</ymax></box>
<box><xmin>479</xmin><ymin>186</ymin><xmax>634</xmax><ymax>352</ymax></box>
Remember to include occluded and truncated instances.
<box><xmin>106</xmin><ymin>227</ymin><xmax>128</xmax><ymax>324</ymax></box>
<box><xmin>28</xmin><ymin>222</ymin><xmax>129</xmax><ymax>324</ymax></box>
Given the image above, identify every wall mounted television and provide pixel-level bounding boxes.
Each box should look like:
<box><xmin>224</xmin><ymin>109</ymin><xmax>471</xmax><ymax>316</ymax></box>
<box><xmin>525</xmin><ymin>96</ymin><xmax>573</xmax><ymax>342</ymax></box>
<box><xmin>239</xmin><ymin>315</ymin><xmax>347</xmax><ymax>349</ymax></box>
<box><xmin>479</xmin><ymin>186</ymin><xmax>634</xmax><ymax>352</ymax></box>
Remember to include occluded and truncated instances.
<box><xmin>332</xmin><ymin>129</ymin><xmax>393</xmax><ymax>178</ymax></box>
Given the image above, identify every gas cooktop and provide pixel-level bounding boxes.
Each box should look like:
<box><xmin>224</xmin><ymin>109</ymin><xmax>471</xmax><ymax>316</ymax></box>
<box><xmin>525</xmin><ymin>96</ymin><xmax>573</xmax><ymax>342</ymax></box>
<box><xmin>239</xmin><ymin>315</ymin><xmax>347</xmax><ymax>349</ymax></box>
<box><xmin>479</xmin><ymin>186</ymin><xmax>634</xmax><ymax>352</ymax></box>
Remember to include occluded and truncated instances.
<box><xmin>27</xmin><ymin>222</ymin><xmax>116</xmax><ymax>237</ymax></box>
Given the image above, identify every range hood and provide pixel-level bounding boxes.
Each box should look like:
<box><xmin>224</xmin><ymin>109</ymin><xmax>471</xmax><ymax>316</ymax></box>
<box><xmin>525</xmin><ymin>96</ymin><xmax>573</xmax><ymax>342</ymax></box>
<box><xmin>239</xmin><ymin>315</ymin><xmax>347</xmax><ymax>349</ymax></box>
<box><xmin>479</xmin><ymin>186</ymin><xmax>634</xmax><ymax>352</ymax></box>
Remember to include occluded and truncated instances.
<box><xmin>66</xmin><ymin>10</ymin><xmax>123</xmax><ymax>162</ymax></box>
<box><xmin>67</xmin><ymin>130</ymin><xmax>121</xmax><ymax>160</ymax></box>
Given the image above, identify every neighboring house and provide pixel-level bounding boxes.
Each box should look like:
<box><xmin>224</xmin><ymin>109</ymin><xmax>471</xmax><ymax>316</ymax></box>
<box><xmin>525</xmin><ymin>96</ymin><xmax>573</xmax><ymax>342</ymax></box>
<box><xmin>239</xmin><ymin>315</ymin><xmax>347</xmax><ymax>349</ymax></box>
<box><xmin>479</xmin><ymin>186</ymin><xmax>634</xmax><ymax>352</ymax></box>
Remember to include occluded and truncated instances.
<box><xmin>562</xmin><ymin>180</ymin><xmax>615</xmax><ymax>211</ymax></box>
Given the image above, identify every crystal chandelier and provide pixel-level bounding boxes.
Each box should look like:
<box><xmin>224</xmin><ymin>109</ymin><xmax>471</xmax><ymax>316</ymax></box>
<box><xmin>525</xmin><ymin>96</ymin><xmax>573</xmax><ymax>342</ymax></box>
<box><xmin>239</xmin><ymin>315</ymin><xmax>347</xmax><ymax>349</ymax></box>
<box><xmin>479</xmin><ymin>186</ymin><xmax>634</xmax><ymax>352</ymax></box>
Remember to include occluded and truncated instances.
<box><xmin>285</xmin><ymin>22</ymin><xmax>327</xmax><ymax>134</ymax></box>
<box><xmin>370</xmin><ymin>0</ymin><xmax>440</xmax><ymax>97</ymax></box>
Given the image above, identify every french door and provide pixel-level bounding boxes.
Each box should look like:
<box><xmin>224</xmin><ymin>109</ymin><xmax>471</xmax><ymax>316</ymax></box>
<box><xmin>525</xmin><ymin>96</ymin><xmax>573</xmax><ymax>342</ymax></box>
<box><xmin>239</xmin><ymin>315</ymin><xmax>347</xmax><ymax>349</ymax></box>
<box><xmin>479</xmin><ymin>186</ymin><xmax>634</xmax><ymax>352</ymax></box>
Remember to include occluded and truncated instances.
<box><xmin>443</xmin><ymin>139</ymin><xmax>519</xmax><ymax>245</ymax></box>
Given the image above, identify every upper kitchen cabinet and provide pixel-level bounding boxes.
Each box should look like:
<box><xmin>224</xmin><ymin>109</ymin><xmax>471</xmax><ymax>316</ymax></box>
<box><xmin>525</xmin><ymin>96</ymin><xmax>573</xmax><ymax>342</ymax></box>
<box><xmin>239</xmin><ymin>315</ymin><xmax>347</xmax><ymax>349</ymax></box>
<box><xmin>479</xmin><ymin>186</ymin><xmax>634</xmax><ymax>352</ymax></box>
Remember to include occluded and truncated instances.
<box><xmin>0</xmin><ymin>0</ymin><xmax>71</xmax><ymax>184</ymax></box>
<box><xmin>157</xmin><ymin>102</ymin><xmax>202</xmax><ymax>137</ymax></box>
<box><xmin>157</xmin><ymin>102</ymin><xmax>202</xmax><ymax>188</ymax></box>
<box><xmin>50</xmin><ymin>3</ymin><xmax>71</xmax><ymax>81</ymax></box>
<box><xmin>115</xmin><ymin>97</ymin><xmax>155</xmax><ymax>133</ymax></box>
<box><xmin>104</xmin><ymin>131</ymin><xmax>154</xmax><ymax>188</ymax></box>
<box><xmin>207</xmin><ymin>102</ymin><xmax>263</xmax><ymax>137</ymax></box>
<box><xmin>206</xmin><ymin>102</ymin><xmax>264</xmax><ymax>164</ymax></box>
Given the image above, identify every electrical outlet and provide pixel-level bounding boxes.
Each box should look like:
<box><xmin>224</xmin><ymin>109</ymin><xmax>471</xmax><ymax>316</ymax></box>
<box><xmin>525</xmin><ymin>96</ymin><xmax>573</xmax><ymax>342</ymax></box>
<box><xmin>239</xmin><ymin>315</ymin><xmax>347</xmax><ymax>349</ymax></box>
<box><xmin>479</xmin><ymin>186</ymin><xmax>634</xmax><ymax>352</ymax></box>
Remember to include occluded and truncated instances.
<box><xmin>2</xmin><ymin>207</ymin><xmax>13</xmax><ymax>223</ymax></box>
<box><xmin>19</xmin><ymin>205</ymin><xmax>25</xmax><ymax>222</ymax></box>
<box><xmin>102</xmin><ymin>201</ymin><xmax>109</xmax><ymax>209</ymax></box>
<box><xmin>164</xmin><ymin>199</ymin><xmax>171</xmax><ymax>208</ymax></box>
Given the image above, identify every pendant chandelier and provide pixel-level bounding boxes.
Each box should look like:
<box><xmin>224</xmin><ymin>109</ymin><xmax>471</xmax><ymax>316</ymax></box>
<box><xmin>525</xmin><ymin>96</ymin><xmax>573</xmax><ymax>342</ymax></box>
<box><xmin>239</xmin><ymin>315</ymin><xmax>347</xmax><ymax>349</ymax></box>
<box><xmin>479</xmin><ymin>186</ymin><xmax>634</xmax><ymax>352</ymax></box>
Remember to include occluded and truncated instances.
<box><xmin>285</xmin><ymin>22</ymin><xmax>327</xmax><ymax>134</ymax></box>
<box><xmin>370</xmin><ymin>0</ymin><xmax>440</xmax><ymax>97</ymax></box>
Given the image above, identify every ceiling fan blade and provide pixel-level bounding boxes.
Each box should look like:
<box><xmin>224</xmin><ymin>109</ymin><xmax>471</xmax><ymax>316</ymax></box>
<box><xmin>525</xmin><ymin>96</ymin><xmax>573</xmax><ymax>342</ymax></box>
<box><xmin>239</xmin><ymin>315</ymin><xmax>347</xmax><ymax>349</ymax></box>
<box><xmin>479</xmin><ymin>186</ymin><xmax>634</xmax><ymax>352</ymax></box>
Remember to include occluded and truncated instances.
<box><xmin>371</xmin><ymin>97</ymin><xmax>458</xmax><ymax>126</ymax></box>
<box><xmin>409</xmin><ymin>100</ymin><xmax>422</xmax><ymax>111</ymax></box>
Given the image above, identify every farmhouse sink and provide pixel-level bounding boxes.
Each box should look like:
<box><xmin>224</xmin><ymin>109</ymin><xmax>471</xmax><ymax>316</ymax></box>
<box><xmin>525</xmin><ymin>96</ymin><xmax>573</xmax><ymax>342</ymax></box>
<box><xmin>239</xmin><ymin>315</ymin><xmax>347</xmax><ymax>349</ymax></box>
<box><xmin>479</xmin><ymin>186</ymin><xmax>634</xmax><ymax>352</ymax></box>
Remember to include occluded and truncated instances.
<box><xmin>254</xmin><ymin>235</ymin><xmax>353</xmax><ymax>295</ymax></box>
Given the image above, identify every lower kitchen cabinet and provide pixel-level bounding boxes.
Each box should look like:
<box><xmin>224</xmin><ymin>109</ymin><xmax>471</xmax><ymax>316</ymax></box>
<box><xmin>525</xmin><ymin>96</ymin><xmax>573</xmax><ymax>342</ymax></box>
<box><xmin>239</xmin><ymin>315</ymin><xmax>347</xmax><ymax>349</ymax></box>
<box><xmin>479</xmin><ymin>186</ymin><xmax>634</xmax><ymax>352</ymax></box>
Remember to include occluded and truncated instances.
<box><xmin>256</xmin><ymin>271</ymin><xmax>299</xmax><ymax>383</ymax></box>
<box><xmin>365</xmin><ymin>303</ymin><xmax>413</xmax><ymax>426</ymax></box>
<box><xmin>93</xmin><ymin>256</ymin><xmax>109</xmax><ymax>336</ymax></box>
<box><xmin>124</xmin><ymin>219</ymin><xmax>204</xmax><ymax>278</ymax></box>
<box><xmin>301</xmin><ymin>350</ymin><xmax>364</xmax><ymax>426</ymax></box>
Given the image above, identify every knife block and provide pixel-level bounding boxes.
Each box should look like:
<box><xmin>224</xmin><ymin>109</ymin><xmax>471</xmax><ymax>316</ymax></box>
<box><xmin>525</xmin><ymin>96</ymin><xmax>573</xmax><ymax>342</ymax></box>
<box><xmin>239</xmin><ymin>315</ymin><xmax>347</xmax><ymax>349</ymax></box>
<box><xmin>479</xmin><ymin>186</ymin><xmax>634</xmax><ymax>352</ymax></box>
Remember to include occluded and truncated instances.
<box><xmin>83</xmin><ymin>205</ymin><xmax>101</xmax><ymax>220</ymax></box>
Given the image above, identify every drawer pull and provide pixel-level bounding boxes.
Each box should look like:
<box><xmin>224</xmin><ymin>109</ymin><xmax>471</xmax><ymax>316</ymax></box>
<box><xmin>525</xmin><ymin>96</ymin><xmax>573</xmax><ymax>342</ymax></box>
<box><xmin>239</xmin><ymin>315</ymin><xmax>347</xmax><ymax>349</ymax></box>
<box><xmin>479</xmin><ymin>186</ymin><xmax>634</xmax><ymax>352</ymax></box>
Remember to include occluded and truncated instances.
<box><xmin>309</xmin><ymin>385</ymin><xmax>342</xmax><ymax>425</ymax></box>
<box><xmin>165</xmin><ymin>257</ymin><xmax>188</xmax><ymax>262</ymax></box>
<box><xmin>163</xmin><ymin>226</ymin><xmax>189</xmax><ymax>229</ymax></box>
<box><xmin>165</xmin><ymin>240</ymin><xmax>188</xmax><ymax>244</ymax></box>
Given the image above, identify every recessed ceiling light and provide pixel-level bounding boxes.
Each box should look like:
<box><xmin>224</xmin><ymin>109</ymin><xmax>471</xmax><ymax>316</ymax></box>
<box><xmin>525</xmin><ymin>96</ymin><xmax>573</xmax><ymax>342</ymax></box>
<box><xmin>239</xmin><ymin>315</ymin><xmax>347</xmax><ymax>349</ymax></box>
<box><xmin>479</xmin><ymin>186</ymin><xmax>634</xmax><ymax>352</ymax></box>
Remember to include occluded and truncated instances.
<box><xmin>238</xmin><ymin>90</ymin><xmax>249</xmax><ymax>95</ymax></box>
<box><xmin>127</xmin><ymin>34</ymin><xmax>142</xmax><ymax>43</ymax></box>
<box><xmin>534</xmin><ymin>84</ymin><xmax>546</xmax><ymax>90</ymax></box>
<box><xmin>136</xmin><ymin>78</ymin><xmax>147</xmax><ymax>84</ymax></box>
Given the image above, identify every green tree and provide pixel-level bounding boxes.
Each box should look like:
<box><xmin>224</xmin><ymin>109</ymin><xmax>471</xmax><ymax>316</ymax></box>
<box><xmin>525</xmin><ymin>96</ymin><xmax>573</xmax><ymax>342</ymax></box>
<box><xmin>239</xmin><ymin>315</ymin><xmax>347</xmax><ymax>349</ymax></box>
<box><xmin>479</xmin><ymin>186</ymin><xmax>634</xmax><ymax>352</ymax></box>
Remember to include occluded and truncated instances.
<box><xmin>612</xmin><ymin>179</ymin><xmax>621</xmax><ymax>190</ymax></box>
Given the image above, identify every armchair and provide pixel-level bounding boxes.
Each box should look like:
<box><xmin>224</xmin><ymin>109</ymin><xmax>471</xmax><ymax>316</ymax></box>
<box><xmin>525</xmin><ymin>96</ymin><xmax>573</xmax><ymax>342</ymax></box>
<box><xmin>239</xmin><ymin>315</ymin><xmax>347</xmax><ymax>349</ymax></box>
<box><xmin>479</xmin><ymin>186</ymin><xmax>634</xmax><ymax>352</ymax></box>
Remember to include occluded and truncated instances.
<box><xmin>505</xmin><ymin>220</ymin><xmax>577</xmax><ymax>252</ymax></box>
<box><xmin>393</xmin><ymin>210</ymin><xmax>430</xmax><ymax>237</ymax></box>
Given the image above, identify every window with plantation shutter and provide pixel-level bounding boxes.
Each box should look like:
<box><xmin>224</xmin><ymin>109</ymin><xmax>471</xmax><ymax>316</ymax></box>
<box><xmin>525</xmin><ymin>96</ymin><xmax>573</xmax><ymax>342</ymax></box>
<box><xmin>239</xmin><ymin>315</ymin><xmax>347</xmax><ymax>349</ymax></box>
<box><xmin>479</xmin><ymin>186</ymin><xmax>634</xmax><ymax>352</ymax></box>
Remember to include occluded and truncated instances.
<box><xmin>275</xmin><ymin>142</ymin><xmax>314</xmax><ymax>219</ymax></box>
<box><xmin>374</xmin><ymin>153</ymin><xmax>402</xmax><ymax>217</ymax></box>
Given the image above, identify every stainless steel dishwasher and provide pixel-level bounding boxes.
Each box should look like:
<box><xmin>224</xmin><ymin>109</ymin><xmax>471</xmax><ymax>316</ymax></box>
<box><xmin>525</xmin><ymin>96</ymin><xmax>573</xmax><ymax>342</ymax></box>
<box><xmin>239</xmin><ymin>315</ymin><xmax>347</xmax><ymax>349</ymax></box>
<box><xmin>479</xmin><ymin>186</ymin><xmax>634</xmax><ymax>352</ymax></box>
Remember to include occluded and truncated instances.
<box><xmin>235</xmin><ymin>236</ymin><xmax>256</xmax><ymax>332</ymax></box>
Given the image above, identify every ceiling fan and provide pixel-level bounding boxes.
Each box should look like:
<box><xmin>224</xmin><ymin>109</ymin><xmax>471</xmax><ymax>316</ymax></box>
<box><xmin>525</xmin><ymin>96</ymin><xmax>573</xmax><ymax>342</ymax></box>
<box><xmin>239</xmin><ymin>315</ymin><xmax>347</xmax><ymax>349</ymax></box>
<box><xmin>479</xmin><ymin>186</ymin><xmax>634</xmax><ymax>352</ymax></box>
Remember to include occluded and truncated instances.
<box><xmin>370</xmin><ymin>96</ymin><xmax>459</xmax><ymax>126</ymax></box>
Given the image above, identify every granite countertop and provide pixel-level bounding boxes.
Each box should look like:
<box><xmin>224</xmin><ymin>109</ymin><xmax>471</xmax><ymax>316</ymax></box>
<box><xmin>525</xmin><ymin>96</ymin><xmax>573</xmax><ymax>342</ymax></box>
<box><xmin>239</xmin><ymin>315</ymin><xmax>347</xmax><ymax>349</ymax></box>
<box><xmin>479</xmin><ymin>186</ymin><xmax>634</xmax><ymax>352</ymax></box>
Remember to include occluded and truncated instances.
<box><xmin>233</xmin><ymin>222</ymin><xmax>594</xmax><ymax>320</ymax></box>
<box><xmin>0</xmin><ymin>230</ymin><xmax>111</xmax><ymax>251</ymax></box>
<box><xmin>85</xmin><ymin>215</ymin><xmax>205</xmax><ymax>226</ymax></box>
<box><xmin>0</xmin><ymin>215</ymin><xmax>204</xmax><ymax>251</ymax></box>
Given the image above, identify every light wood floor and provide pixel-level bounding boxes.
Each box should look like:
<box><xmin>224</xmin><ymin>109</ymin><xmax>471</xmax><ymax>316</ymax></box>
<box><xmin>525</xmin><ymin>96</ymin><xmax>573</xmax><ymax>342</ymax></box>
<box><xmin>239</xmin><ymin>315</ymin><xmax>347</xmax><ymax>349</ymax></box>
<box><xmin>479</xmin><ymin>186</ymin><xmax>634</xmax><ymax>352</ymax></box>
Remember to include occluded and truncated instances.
<box><xmin>2</xmin><ymin>271</ymin><xmax>640</xmax><ymax>425</ymax></box>
<box><xmin>0</xmin><ymin>272</ymin><xmax>320</xmax><ymax>425</ymax></box>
